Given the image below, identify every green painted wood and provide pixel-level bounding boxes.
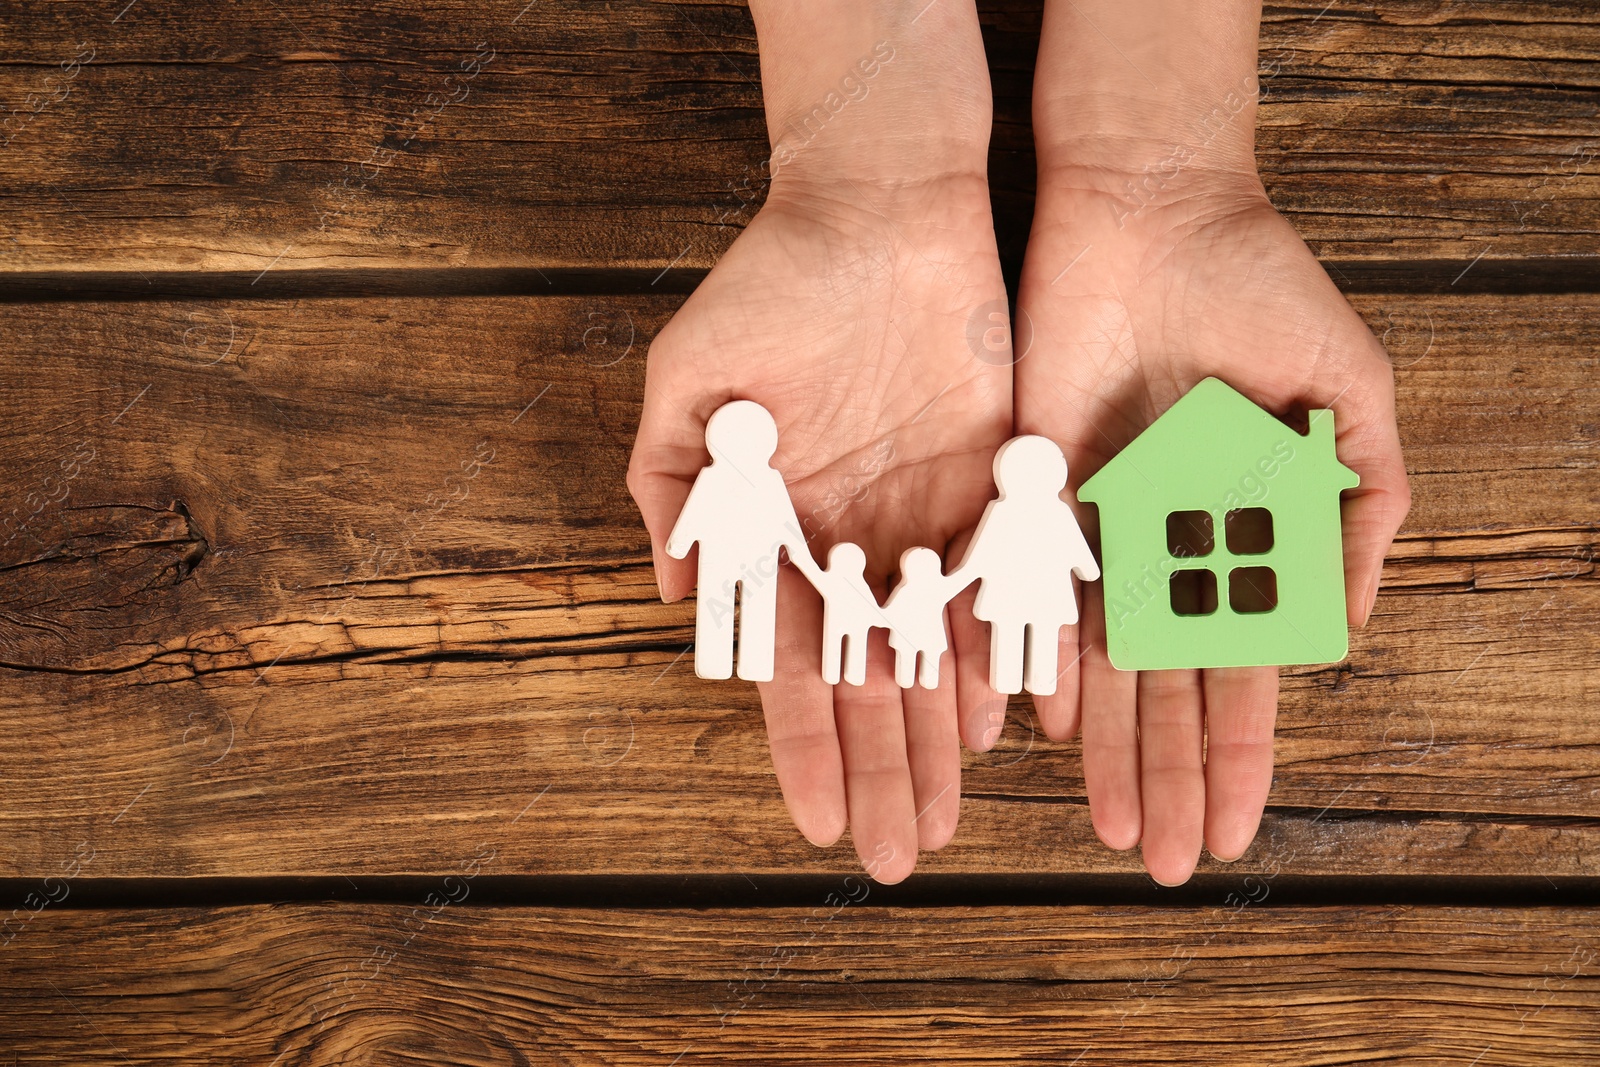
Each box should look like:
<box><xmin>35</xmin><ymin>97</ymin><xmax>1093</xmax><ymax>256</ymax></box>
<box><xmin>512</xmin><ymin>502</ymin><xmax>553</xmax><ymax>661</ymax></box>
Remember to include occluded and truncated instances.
<box><xmin>1079</xmin><ymin>378</ymin><xmax>1359</xmax><ymax>669</ymax></box>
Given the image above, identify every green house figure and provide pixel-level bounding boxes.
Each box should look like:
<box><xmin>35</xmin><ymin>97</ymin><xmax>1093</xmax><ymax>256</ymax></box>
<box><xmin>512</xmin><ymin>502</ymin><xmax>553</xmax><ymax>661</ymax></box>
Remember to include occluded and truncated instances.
<box><xmin>1077</xmin><ymin>377</ymin><xmax>1359</xmax><ymax>671</ymax></box>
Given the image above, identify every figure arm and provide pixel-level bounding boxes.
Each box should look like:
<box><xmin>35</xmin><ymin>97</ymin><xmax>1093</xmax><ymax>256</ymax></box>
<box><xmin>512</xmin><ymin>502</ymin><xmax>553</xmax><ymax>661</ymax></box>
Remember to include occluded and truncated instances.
<box><xmin>664</xmin><ymin>475</ymin><xmax>710</xmax><ymax>559</ymax></box>
<box><xmin>770</xmin><ymin>476</ymin><xmax>824</xmax><ymax>585</ymax></box>
<box><xmin>786</xmin><ymin>536</ymin><xmax>825</xmax><ymax>586</ymax></box>
<box><xmin>1066</xmin><ymin>513</ymin><xmax>1100</xmax><ymax>583</ymax></box>
<box><xmin>941</xmin><ymin>500</ymin><xmax>996</xmax><ymax>592</ymax></box>
<box><xmin>938</xmin><ymin>563</ymin><xmax>978</xmax><ymax>601</ymax></box>
<box><xmin>785</xmin><ymin>548</ymin><xmax>825</xmax><ymax>596</ymax></box>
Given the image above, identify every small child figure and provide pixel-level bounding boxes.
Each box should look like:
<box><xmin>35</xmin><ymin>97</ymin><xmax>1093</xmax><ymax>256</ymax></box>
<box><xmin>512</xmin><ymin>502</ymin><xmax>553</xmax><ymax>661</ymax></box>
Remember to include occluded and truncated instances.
<box><xmin>813</xmin><ymin>542</ymin><xmax>885</xmax><ymax>686</ymax></box>
<box><xmin>882</xmin><ymin>546</ymin><xmax>963</xmax><ymax>689</ymax></box>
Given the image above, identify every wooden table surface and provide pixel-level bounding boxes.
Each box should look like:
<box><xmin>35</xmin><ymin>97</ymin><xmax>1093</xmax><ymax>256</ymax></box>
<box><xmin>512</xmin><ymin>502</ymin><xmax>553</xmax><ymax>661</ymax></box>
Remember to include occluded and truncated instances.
<box><xmin>1</xmin><ymin>1</ymin><xmax>1596</xmax><ymax>1062</ymax></box>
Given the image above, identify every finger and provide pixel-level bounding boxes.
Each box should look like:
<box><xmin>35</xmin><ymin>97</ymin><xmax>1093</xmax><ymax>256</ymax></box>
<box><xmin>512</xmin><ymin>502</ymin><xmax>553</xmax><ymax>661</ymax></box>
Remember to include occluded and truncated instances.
<box><xmin>901</xmin><ymin>633</ymin><xmax>961</xmax><ymax>852</ymax></box>
<box><xmin>658</xmin><ymin>537</ymin><xmax>698</xmax><ymax>606</ymax></box>
<box><xmin>1033</xmin><ymin>616</ymin><xmax>1083</xmax><ymax>742</ymax></box>
<box><xmin>754</xmin><ymin>566</ymin><xmax>846</xmax><ymax>847</ymax></box>
<box><xmin>1202</xmin><ymin>665</ymin><xmax>1280</xmax><ymax>862</ymax></box>
<box><xmin>1137</xmin><ymin>669</ymin><xmax>1206</xmax><ymax>887</ymax></box>
<box><xmin>950</xmin><ymin>582</ymin><xmax>1004</xmax><ymax>751</ymax></box>
<box><xmin>625</xmin><ymin>395</ymin><xmax>704</xmax><ymax>604</ymax></box>
<box><xmin>945</xmin><ymin>528</ymin><xmax>1004</xmax><ymax>752</ymax></box>
<box><xmin>1304</xmin><ymin>316</ymin><xmax>1410</xmax><ymax>628</ymax></box>
<box><xmin>1078</xmin><ymin>592</ymin><xmax>1141</xmax><ymax>850</ymax></box>
<box><xmin>834</xmin><ymin>626</ymin><xmax>919</xmax><ymax>884</ymax></box>
<box><xmin>624</xmin><ymin>460</ymin><xmax>700</xmax><ymax>603</ymax></box>
<box><xmin>1332</xmin><ymin>372</ymin><xmax>1410</xmax><ymax>627</ymax></box>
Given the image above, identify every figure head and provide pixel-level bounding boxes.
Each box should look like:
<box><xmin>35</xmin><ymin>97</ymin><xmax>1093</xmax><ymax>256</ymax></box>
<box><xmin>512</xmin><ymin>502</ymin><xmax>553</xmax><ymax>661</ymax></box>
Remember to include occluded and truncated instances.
<box><xmin>827</xmin><ymin>541</ymin><xmax>867</xmax><ymax>576</ymax></box>
<box><xmin>994</xmin><ymin>435</ymin><xmax>1068</xmax><ymax>497</ymax></box>
<box><xmin>705</xmin><ymin>400</ymin><xmax>779</xmax><ymax>470</ymax></box>
<box><xmin>899</xmin><ymin>546</ymin><xmax>943</xmax><ymax>583</ymax></box>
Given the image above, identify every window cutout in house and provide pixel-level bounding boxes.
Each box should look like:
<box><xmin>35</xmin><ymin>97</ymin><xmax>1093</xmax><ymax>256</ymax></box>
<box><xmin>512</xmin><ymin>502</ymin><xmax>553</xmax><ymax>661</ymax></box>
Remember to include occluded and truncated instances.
<box><xmin>1170</xmin><ymin>568</ymin><xmax>1218</xmax><ymax>616</ymax></box>
<box><xmin>1225</xmin><ymin>507</ymin><xmax>1274</xmax><ymax>555</ymax></box>
<box><xmin>1166</xmin><ymin>510</ymin><xmax>1214</xmax><ymax>558</ymax></box>
<box><xmin>1229</xmin><ymin>566</ymin><xmax>1278</xmax><ymax>613</ymax></box>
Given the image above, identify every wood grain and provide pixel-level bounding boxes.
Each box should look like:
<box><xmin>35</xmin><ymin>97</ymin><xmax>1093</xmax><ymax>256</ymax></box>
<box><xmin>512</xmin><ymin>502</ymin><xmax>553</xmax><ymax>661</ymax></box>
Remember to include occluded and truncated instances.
<box><xmin>0</xmin><ymin>292</ymin><xmax>1593</xmax><ymax>878</ymax></box>
<box><xmin>1</xmin><ymin>904</ymin><xmax>1596</xmax><ymax>1064</ymax></box>
<box><xmin>0</xmin><ymin>1</ymin><xmax>1594</xmax><ymax>278</ymax></box>
<box><xmin>2</xmin><ymin>2</ymin><xmax>1592</xmax><ymax>1056</ymax></box>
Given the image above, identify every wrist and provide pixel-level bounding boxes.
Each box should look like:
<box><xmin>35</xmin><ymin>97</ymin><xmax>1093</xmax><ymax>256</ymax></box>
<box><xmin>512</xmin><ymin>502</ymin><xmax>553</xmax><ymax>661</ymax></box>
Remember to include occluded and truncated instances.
<box><xmin>1031</xmin><ymin>157</ymin><xmax>1270</xmax><ymax>246</ymax></box>
<box><xmin>749</xmin><ymin>0</ymin><xmax>992</xmax><ymax>188</ymax></box>
<box><xmin>1031</xmin><ymin>0</ymin><xmax>1263</xmax><ymax>184</ymax></box>
<box><xmin>759</xmin><ymin>168</ymin><xmax>995</xmax><ymax>240</ymax></box>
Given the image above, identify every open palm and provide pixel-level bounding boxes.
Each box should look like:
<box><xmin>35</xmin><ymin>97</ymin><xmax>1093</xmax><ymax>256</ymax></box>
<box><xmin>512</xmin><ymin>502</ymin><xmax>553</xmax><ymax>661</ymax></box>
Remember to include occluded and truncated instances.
<box><xmin>628</xmin><ymin>177</ymin><xmax>1011</xmax><ymax>883</ymax></box>
<box><xmin>1012</xmin><ymin>175</ymin><xmax>1410</xmax><ymax>884</ymax></box>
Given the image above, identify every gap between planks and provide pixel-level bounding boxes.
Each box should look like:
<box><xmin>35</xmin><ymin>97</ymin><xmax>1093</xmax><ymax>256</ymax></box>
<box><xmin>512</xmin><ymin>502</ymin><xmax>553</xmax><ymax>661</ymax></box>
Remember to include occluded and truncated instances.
<box><xmin>1</xmin><ymin>873</ymin><xmax>1596</xmax><ymax>910</ymax></box>
<box><xmin>2</xmin><ymin>258</ymin><xmax>1600</xmax><ymax>301</ymax></box>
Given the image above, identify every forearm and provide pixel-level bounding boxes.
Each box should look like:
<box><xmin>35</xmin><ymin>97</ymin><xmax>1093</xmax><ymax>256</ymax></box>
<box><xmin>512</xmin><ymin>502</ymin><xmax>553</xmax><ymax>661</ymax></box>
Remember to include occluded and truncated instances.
<box><xmin>1032</xmin><ymin>0</ymin><xmax>1262</xmax><ymax>186</ymax></box>
<box><xmin>747</xmin><ymin>0</ymin><xmax>993</xmax><ymax>190</ymax></box>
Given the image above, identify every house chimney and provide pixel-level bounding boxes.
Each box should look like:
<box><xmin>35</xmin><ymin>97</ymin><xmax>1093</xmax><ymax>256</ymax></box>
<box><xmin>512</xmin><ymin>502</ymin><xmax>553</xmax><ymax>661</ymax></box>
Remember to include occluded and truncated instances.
<box><xmin>1307</xmin><ymin>408</ymin><xmax>1337</xmax><ymax>452</ymax></box>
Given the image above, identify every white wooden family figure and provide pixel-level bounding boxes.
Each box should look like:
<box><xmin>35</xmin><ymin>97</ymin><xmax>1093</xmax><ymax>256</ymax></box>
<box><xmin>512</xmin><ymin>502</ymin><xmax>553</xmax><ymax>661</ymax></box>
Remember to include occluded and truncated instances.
<box><xmin>667</xmin><ymin>400</ymin><xmax>1101</xmax><ymax>695</ymax></box>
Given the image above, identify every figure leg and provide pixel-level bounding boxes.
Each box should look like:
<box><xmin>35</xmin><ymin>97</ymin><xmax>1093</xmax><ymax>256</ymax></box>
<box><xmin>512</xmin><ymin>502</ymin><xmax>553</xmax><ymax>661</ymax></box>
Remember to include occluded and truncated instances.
<box><xmin>918</xmin><ymin>629</ymin><xmax>949</xmax><ymax>690</ymax></box>
<box><xmin>695</xmin><ymin>573</ymin><xmax>736</xmax><ymax>680</ymax></box>
<box><xmin>821</xmin><ymin>624</ymin><xmax>843</xmax><ymax>686</ymax></box>
<box><xmin>842</xmin><ymin>628</ymin><xmax>869</xmax><ymax>686</ymax></box>
<box><xmin>1024</xmin><ymin>621</ymin><xmax>1061</xmax><ymax>696</ymax></box>
<box><xmin>891</xmin><ymin>639</ymin><xmax>915</xmax><ymax>689</ymax></box>
<box><xmin>736</xmin><ymin>579</ymin><xmax>778</xmax><ymax>682</ymax></box>
<box><xmin>989</xmin><ymin>623</ymin><xmax>1024</xmax><ymax>695</ymax></box>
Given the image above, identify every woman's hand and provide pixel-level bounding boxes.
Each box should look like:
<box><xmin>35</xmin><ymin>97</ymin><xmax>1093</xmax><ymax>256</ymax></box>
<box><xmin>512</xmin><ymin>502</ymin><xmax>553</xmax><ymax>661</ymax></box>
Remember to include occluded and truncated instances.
<box><xmin>1012</xmin><ymin>166</ymin><xmax>1409</xmax><ymax>885</ymax></box>
<box><xmin>1011</xmin><ymin>0</ymin><xmax>1410</xmax><ymax>884</ymax></box>
<box><xmin>627</xmin><ymin>0</ymin><xmax>1011</xmax><ymax>883</ymax></box>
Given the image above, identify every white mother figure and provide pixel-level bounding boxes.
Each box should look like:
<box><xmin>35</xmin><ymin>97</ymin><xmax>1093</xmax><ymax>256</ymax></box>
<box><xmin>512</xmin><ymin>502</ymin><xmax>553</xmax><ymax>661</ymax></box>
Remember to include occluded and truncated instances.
<box><xmin>666</xmin><ymin>401</ymin><xmax>819</xmax><ymax>681</ymax></box>
<box><xmin>951</xmin><ymin>436</ymin><xmax>1100</xmax><ymax>695</ymax></box>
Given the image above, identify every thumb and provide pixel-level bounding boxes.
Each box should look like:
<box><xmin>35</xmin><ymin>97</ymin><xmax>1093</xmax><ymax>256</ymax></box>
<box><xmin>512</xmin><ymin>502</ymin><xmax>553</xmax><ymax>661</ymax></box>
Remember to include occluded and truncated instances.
<box><xmin>626</xmin><ymin>463</ymin><xmax>699</xmax><ymax>605</ymax></box>
<box><xmin>626</xmin><ymin>390</ymin><xmax>706</xmax><ymax>605</ymax></box>
<box><xmin>1330</xmin><ymin>375</ymin><xmax>1411</xmax><ymax>628</ymax></box>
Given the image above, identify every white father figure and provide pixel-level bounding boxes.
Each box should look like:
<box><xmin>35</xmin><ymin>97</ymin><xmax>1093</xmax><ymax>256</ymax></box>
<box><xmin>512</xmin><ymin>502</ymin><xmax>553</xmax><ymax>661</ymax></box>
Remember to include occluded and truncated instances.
<box><xmin>666</xmin><ymin>400</ymin><xmax>820</xmax><ymax>681</ymax></box>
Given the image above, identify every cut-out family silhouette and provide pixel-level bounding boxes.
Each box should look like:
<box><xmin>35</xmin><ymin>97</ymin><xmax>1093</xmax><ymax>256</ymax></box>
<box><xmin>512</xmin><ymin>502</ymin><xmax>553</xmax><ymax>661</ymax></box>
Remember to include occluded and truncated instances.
<box><xmin>667</xmin><ymin>400</ymin><xmax>1100</xmax><ymax>695</ymax></box>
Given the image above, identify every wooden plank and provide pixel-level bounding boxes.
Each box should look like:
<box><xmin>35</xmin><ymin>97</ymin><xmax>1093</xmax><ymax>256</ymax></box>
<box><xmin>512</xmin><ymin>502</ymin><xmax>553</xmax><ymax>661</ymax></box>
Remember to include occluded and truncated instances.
<box><xmin>0</xmin><ymin>1</ymin><xmax>1595</xmax><ymax>278</ymax></box>
<box><xmin>0</xmin><ymin>293</ymin><xmax>1595</xmax><ymax>878</ymax></box>
<box><xmin>1</xmin><ymin>904</ymin><xmax>1596</xmax><ymax>1063</ymax></box>
<box><xmin>1248</xmin><ymin>1</ymin><xmax>1600</xmax><ymax>267</ymax></box>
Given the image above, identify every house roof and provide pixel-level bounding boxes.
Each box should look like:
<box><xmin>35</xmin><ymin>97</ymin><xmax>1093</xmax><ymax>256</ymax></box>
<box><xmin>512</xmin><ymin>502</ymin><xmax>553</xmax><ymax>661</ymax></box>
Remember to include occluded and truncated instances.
<box><xmin>1077</xmin><ymin>377</ymin><xmax>1359</xmax><ymax>506</ymax></box>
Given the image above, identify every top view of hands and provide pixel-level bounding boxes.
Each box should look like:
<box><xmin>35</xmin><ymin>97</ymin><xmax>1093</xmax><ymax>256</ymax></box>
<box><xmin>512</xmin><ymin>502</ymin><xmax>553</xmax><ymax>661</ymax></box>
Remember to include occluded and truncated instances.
<box><xmin>627</xmin><ymin>0</ymin><xmax>1410</xmax><ymax>885</ymax></box>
